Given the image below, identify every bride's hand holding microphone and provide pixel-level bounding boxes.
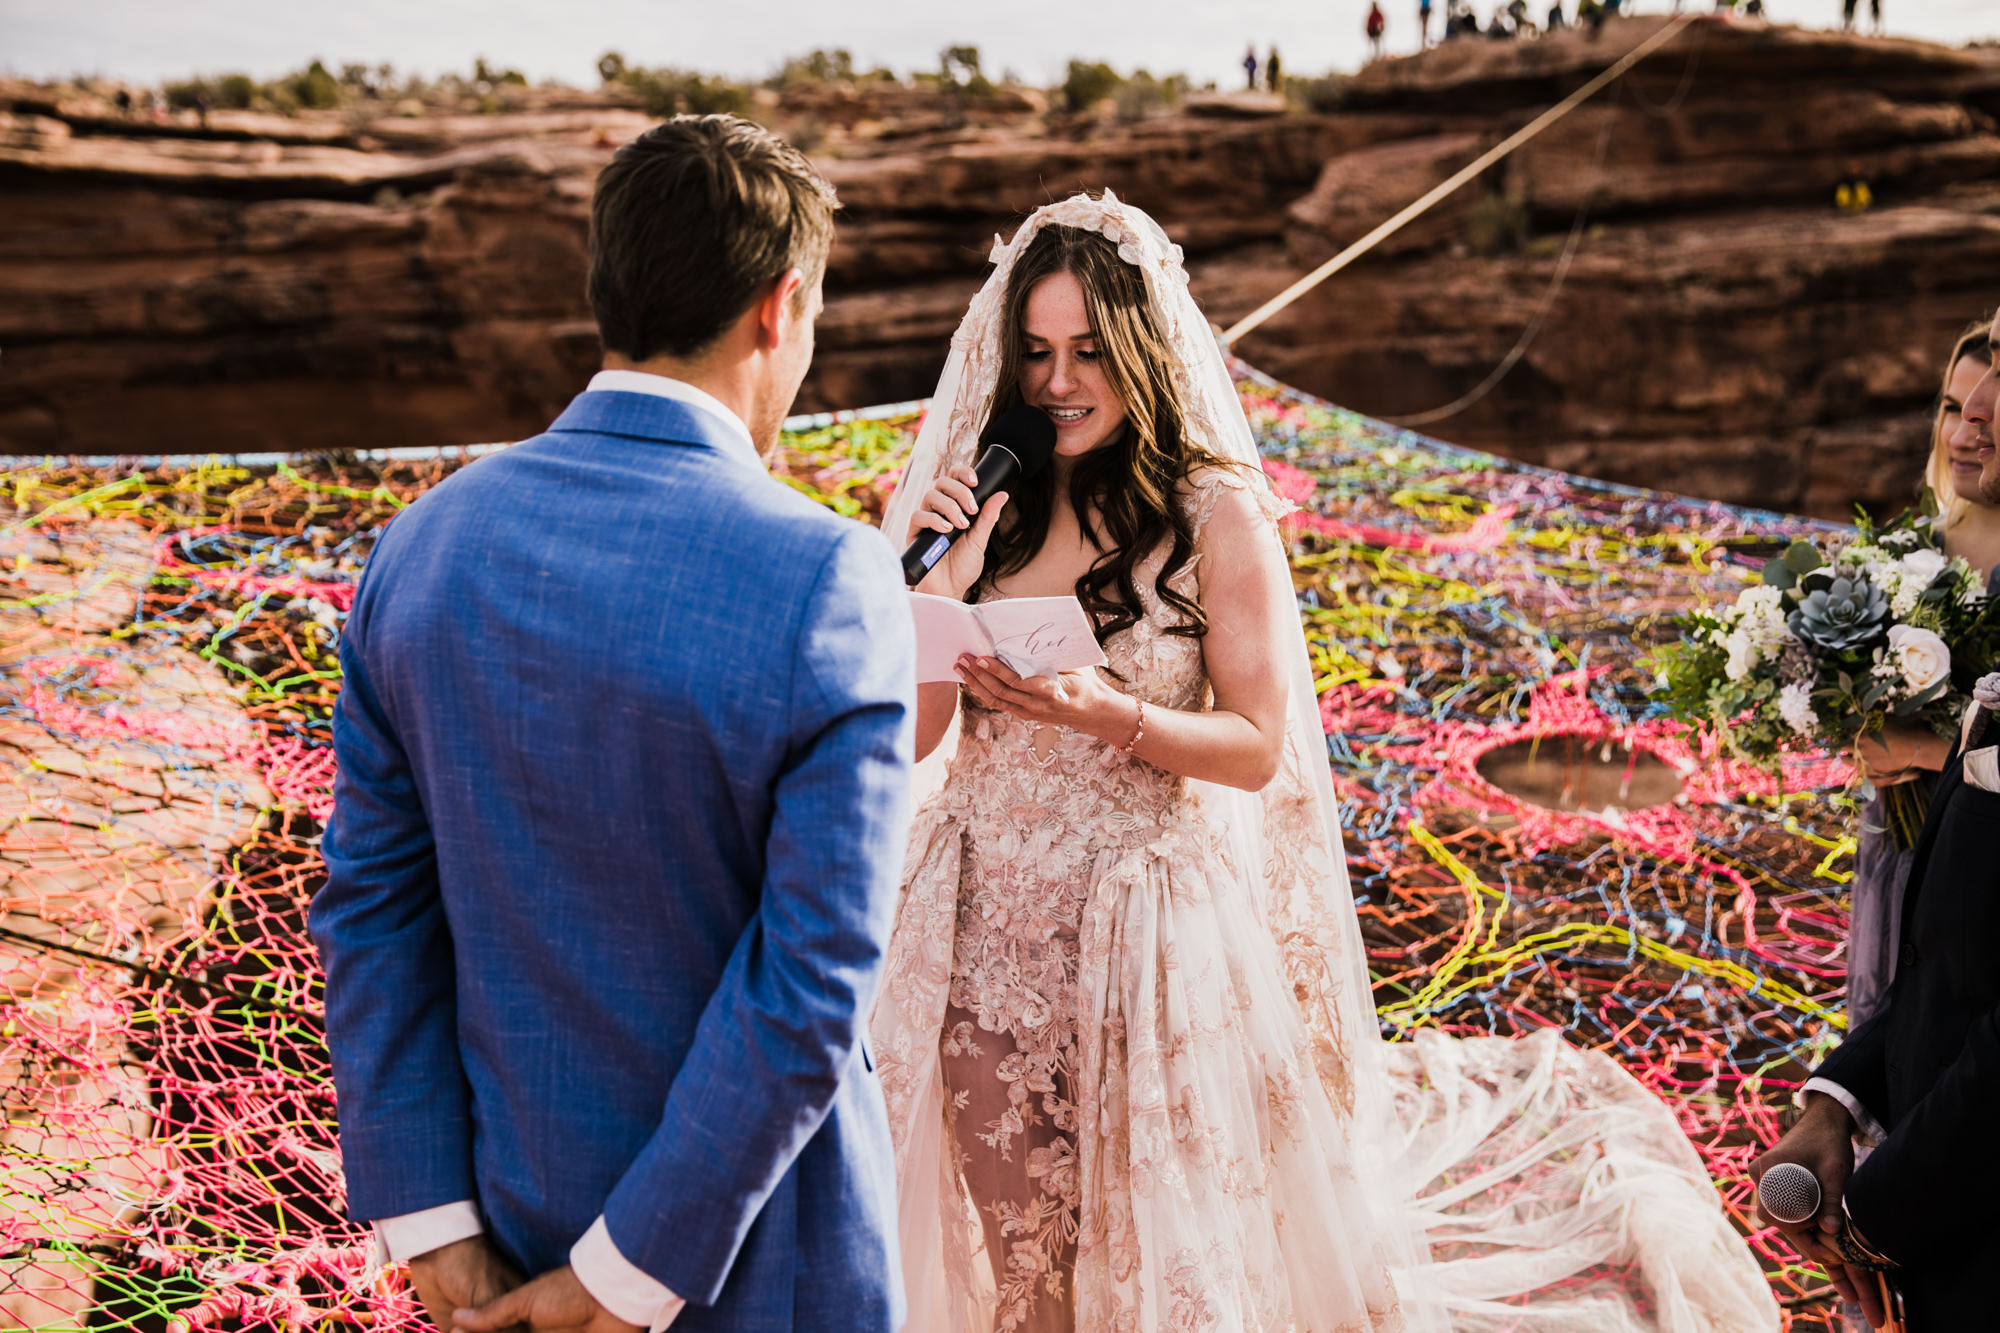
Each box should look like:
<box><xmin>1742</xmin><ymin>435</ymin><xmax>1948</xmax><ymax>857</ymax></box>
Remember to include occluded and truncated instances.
<box><xmin>909</xmin><ymin>464</ymin><xmax>1009</xmax><ymax>601</ymax></box>
<box><xmin>908</xmin><ymin>468</ymin><xmax>1138</xmax><ymax>747</ymax></box>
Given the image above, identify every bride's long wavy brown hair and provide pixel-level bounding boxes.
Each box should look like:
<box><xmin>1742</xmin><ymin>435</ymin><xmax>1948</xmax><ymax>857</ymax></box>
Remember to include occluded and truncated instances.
<box><xmin>977</xmin><ymin>220</ymin><xmax>1243</xmax><ymax>646</ymax></box>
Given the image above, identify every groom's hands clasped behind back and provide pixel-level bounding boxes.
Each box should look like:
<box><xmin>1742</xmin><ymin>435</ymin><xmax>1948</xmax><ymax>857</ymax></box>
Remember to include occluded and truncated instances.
<box><xmin>452</xmin><ymin>1262</ymin><xmax>640</xmax><ymax>1333</ymax></box>
<box><xmin>404</xmin><ymin>1236</ymin><xmax>523</xmax><ymax>1332</ymax></box>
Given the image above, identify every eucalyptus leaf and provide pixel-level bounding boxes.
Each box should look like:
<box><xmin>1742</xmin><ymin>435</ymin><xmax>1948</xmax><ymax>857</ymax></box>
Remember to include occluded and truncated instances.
<box><xmin>1782</xmin><ymin>540</ymin><xmax>1825</xmax><ymax>575</ymax></box>
<box><xmin>1762</xmin><ymin>557</ymin><xmax>1796</xmax><ymax>590</ymax></box>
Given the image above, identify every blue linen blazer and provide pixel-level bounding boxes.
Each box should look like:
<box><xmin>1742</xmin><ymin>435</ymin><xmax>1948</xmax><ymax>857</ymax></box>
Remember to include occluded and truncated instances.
<box><xmin>311</xmin><ymin>388</ymin><xmax>914</xmax><ymax>1330</ymax></box>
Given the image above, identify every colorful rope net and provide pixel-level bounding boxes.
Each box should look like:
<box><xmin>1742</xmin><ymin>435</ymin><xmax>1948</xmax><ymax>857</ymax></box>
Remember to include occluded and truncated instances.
<box><xmin>0</xmin><ymin>366</ymin><xmax>1855</xmax><ymax>1329</ymax></box>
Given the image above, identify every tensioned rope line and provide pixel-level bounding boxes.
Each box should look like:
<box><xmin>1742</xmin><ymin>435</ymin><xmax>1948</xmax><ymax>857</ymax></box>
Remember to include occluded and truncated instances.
<box><xmin>1384</xmin><ymin>110</ymin><xmax>1614</xmax><ymax>429</ymax></box>
<box><xmin>1217</xmin><ymin>11</ymin><xmax>1703</xmax><ymax>349</ymax></box>
<box><xmin>1384</xmin><ymin>23</ymin><xmax>1707</xmax><ymax>427</ymax></box>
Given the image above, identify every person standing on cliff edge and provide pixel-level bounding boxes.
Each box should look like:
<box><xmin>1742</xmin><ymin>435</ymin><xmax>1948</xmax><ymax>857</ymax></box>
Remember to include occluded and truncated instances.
<box><xmin>310</xmin><ymin>114</ymin><xmax>915</xmax><ymax>1333</ymax></box>
<box><xmin>1368</xmin><ymin>2</ymin><xmax>1389</xmax><ymax>58</ymax></box>
<box><xmin>1753</xmin><ymin>307</ymin><xmax>2000</xmax><ymax>1330</ymax></box>
<box><xmin>1243</xmin><ymin>44</ymin><xmax>1260</xmax><ymax>89</ymax></box>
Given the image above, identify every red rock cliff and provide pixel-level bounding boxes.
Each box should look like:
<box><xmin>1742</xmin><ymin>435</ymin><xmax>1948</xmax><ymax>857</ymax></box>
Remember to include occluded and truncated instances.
<box><xmin>4</xmin><ymin>18</ymin><xmax>1998</xmax><ymax>517</ymax></box>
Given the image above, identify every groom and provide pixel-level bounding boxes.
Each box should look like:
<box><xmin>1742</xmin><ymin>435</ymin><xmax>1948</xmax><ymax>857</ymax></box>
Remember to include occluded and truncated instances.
<box><xmin>1752</xmin><ymin>306</ymin><xmax>2000</xmax><ymax>1329</ymax></box>
<box><xmin>311</xmin><ymin>116</ymin><xmax>914</xmax><ymax>1332</ymax></box>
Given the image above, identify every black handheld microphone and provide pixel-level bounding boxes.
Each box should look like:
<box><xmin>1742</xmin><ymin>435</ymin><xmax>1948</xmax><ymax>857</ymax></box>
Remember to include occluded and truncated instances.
<box><xmin>899</xmin><ymin>404</ymin><xmax>1058</xmax><ymax>586</ymax></box>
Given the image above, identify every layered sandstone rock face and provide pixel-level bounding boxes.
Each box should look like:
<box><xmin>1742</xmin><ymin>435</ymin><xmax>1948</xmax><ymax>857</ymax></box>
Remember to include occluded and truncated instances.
<box><xmin>4</xmin><ymin>18</ymin><xmax>1999</xmax><ymax>517</ymax></box>
<box><xmin>1260</xmin><ymin>19</ymin><xmax>2000</xmax><ymax>519</ymax></box>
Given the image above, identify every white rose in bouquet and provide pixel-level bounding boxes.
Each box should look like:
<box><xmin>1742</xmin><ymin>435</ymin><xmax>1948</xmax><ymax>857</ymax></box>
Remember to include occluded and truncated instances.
<box><xmin>1886</xmin><ymin>624</ymin><xmax>1951</xmax><ymax>694</ymax></box>
<box><xmin>1891</xmin><ymin>548</ymin><xmax>1950</xmax><ymax>618</ymax></box>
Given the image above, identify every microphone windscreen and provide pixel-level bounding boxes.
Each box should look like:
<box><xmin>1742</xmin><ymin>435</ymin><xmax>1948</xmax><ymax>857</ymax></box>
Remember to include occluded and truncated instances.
<box><xmin>1757</xmin><ymin>1162</ymin><xmax>1821</xmax><ymax>1225</ymax></box>
<box><xmin>982</xmin><ymin>404</ymin><xmax>1058</xmax><ymax>478</ymax></box>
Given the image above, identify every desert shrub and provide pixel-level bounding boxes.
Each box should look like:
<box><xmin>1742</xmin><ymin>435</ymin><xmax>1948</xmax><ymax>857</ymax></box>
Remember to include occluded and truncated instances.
<box><xmin>770</xmin><ymin>48</ymin><xmax>856</xmax><ymax>89</ymax></box>
<box><xmin>614</xmin><ymin>64</ymin><xmax>751</xmax><ymax>117</ymax></box>
<box><xmin>940</xmin><ymin>45</ymin><xmax>982</xmax><ymax>84</ymax></box>
<box><xmin>1062</xmin><ymin>60</ymin><xmax>1122</xmax><ymax>112</ymax></box>
<box><xmin>1465</xmin><ymin>191</ymin><xmax>1529</xmax><ymax>256</ymax></box>
<box><xmin>1114</xmin><ymin>70</ymin><xmax>1184</xmax><ymax>122</ymax></box>
<box><xmin>1286</xmin><ymin>74</ymin><xmax>1350</xmax><ymax>112</ymax></box>
<box><xmin>287</xmin><ymin>60</ymin><xmax>342</xmax><ymax>109</ymax></box>
<box><xmin>162</xmin><ymin>73</ymin><xmax>260</xmax><ymax>111</ymax></box>
<box><xmin>214</xmin><ymin>73</ymin><xmax>257</xmax><ymax>108</ymax></box>
<box><xmin>473</xmin><ymin>57</ymin><xmax>528</xmax><ymax>88</ymax></box>
<box><xmin>936</xmin><ymin>45</ymin><xmax>1010</xmax><ymax>107</ymax></box>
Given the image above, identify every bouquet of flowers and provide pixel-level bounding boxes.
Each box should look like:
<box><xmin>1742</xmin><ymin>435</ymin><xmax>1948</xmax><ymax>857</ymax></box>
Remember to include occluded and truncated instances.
<box><xmin>1655</xmin><ymin>510</ymin><xmax>2000</xmax><ymax>847</ymax></box>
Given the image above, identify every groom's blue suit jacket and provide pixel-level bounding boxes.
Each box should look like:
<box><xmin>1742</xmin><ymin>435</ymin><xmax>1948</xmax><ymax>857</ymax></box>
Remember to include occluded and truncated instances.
<box><xmin>312</xmin><ymin>389</ymin><xmax>914</xmax><ymax>1330</ymax></box>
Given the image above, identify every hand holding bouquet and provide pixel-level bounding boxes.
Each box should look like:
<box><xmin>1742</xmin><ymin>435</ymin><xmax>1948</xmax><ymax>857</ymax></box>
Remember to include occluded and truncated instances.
<box><xmin>1656</xmin><ymin>511</ymin><xmax>1999</xmax><ymax>847</ymax></box>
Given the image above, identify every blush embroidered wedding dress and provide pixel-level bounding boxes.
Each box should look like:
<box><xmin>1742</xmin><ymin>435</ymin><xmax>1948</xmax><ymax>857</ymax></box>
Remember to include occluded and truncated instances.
<box><xmin>870</xmin><ymin>193</ymin><xmax>1779</xmax><ymax>1333</ymax></box>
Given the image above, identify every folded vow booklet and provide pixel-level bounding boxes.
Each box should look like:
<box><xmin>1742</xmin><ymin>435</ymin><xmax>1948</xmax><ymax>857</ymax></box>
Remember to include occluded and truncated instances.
<box><xmin>909</xmin><ymin>593</ymin><xmax>1108</xmax><ymax>684</ymax></box>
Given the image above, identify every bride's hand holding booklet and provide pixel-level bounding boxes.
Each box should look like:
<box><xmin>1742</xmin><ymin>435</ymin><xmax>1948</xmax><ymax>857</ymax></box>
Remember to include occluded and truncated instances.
<box><xmin>909</xmin><ymin>592</ymin><xmax>1108</xmax><ymax>684</ymax></box>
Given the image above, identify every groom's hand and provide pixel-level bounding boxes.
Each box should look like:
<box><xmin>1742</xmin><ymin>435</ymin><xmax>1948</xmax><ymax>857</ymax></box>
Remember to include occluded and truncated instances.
<box><xmin>453</xmin><ymin>1264</ymin><xmax>642</xmax><ymax>1333</ymax></box>
<box><xmin>1750</xmin><ymin>1092</ymin><xmax>1886</xmax><ymax>1325</ymax></box>
<box><xmin>407</xmin><ymin>1235</ymin><xmax>523</xmax><ymax>1333</ymax></box>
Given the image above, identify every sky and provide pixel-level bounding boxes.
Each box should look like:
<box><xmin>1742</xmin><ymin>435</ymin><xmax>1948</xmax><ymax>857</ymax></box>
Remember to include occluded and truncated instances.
<box><xmin>4</xmin><ymin>0</ymin><xmax>1996</xmax><ymax>91</ymax></box>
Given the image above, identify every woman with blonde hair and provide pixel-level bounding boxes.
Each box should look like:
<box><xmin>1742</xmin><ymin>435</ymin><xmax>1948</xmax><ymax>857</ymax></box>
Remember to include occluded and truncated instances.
<box><xmin>1851</xmin><ymin>317</ymin><xmax>1999</xmax><ymax>1025</ymax></box>
<box><xmin>871</xmin><ymin>191</ymin><xmax>1777</xmax><ymax>1333</ymax></box>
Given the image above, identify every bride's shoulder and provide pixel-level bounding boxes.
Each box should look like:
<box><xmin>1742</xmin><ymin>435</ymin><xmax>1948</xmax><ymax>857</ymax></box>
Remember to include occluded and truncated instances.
<box><xmin>1178</xmin><ymin>462</ymin><xmax>1294</xmax><ymax>540</ymax></box>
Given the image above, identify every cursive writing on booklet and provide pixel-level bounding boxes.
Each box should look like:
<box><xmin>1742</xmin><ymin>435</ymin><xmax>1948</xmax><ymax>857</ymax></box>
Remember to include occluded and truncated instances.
<box><xmin>909</xmin><ymin>592</ymin><xmax>1108</xmax><ymax>684</ymax></box>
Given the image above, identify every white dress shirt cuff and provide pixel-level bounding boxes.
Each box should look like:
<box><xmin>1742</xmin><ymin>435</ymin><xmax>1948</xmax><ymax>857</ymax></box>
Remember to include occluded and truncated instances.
<box><xmin>373</xmin><ymin>1199</ymin><xmax>485</xmax><ymax>1266</ymax></box>
<box><xmin>1801</xmin><ymin>1076</ymin><xmax>1886</xmax><ymax>1147</ymax></box>
<box><xmin>571</xmin><ymin>1215</ymin><xmax>685</xmax><ymax>1332</ymax></box>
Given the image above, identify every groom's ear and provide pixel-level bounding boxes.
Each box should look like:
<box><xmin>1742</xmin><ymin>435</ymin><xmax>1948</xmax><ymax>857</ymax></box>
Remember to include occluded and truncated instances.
<box><xmin>754</xmin><ymin>267</ymin><xmax>811</xmax><ymax>350</ymax></box>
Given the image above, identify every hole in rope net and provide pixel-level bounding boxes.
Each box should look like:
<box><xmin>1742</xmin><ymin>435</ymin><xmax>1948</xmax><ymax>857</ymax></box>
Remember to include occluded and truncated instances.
<box><xmin>1475</xmin><ymin>734</ymin><xmax>1685</xmax><ymax>814</ymax></box>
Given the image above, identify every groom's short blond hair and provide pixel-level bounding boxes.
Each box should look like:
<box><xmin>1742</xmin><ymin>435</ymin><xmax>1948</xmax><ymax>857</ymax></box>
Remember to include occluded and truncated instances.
<box><xmin>589</xmin><ymin>115</ymin><xmax>837</xmax><ymax>361</ymax></box>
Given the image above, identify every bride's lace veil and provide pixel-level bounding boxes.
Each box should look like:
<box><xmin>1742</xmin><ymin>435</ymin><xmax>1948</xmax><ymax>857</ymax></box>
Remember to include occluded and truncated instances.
<box><xmin>879</xmin><ymin>189</ymin><xmax>1433</xmax><ymax>1302</ymax></box>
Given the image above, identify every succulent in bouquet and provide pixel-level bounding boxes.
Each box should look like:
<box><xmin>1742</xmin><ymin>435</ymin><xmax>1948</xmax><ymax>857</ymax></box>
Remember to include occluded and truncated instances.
<box><xmin>1655</xmin><ymin>511</ymin><xmax>2000</xmax><ymax>848</ymax></box>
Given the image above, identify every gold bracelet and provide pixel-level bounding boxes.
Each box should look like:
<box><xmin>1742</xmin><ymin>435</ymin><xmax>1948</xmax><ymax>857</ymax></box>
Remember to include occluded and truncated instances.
<box><xmin>1116</xmin><ymin>698</ymin><xmax>1146</xmax><ymax>754</ymax></box>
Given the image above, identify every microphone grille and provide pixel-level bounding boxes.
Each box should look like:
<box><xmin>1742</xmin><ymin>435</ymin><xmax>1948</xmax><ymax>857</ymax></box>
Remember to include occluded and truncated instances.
<box><xmin>982</xmin><ymin>404</ymin><xmax>1058</xmax><ymax>476</ymax></box>
<box><xmin>1757</xmin><ymin>1162</ymin><xmax>1821</xmax><ymax>1225</ymax></box>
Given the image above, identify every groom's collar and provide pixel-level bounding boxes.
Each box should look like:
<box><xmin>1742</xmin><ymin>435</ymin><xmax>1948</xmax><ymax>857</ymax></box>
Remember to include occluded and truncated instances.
<box><xmin>548</xmin><ymin>370</ymin><xmax>763</xmax><ymax>473</ymax></box>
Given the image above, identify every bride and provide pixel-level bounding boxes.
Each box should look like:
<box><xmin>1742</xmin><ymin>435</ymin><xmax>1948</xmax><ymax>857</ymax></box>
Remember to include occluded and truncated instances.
<box><xmin>869</xmin><ymin>192</ymin><xmax>1779</xmax><ymax>1333</ymax></box>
